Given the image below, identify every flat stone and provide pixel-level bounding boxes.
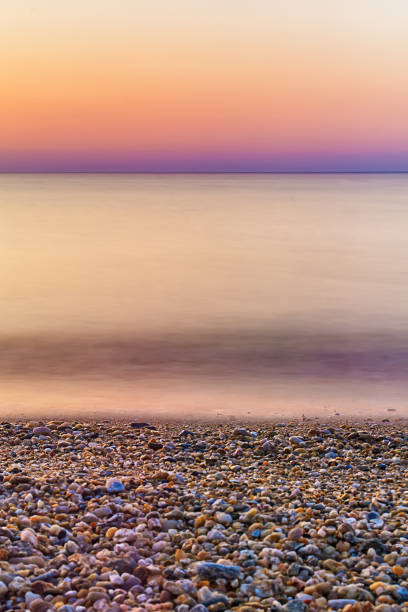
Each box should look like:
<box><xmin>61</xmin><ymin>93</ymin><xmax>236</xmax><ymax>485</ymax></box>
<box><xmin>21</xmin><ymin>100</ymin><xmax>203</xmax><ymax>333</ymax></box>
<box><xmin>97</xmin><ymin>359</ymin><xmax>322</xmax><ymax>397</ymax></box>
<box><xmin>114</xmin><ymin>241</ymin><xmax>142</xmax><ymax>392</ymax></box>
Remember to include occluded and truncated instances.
<box><xmin>195</xmin><ymin>562</ymin><xmax>241</xmax><ymax>581</ymax></box>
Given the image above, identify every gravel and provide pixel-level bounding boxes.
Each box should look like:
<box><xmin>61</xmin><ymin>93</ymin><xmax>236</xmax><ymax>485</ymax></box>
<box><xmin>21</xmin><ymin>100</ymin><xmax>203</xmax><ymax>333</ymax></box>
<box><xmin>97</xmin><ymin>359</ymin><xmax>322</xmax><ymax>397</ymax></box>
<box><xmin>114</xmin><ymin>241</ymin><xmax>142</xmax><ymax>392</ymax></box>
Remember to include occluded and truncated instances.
<box><xmin>0</xmin><ymin>420</ymin><xmax>407</xmax><ymax>611</ymax></box>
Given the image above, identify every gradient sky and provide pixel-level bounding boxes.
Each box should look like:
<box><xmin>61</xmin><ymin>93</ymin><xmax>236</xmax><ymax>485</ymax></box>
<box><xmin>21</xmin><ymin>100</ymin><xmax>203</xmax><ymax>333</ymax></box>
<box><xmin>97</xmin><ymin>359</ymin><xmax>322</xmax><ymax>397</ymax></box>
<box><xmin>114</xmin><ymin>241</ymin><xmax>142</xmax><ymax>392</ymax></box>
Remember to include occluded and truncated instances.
<box><xmin>1</xmin><ymin>0</ymin><xmax>408</xmax><ymax>172</ymax></box>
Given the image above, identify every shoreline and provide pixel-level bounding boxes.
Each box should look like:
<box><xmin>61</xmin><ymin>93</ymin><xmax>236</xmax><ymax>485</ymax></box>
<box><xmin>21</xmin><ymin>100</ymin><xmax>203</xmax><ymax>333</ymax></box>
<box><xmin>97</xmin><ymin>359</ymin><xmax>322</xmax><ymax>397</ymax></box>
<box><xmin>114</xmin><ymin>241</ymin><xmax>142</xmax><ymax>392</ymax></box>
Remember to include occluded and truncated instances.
<box><xmin>2</xmin><ymin>413</ymin><xmax>408</xmax><ymax>426</ymax></box>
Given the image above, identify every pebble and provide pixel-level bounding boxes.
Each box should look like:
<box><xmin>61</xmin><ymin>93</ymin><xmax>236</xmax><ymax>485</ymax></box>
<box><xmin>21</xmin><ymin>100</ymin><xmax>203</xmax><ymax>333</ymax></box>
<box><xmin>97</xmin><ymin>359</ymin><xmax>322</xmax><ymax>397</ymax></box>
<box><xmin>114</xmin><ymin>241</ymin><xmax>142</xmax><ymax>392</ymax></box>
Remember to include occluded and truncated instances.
<box><xmin>0</xmin><ymin>419</ymin><xmax>406</xmax><ymax>611</ymax></box>
<box><xmin>328</xmin><ymin>599</ymin><xmax>358</xmax><ymax>609</ymax></box>
<box><xmin>285</xmin><ymin>601</ymin><xmax>306</xmax><ymax>611</ymax></box>
<box><xmin>105</xmin><ymin>476</ymin><xmax>125</xmax><ymax>493</ymax></box>
<box><xmin>32</xmin><ymin>426</ymin><xmax>51</xmax><ymax>436</ymax></box>
<box><xmin>196</xmin><ymin>562</ymin><xmax>242</xmax><ymax>581</ymax></box>
<box><xmin>29</xmin><ymin>600</ymin><xmax>53</xmax><ymax>612</ymax></box>
<box><xmin>130</xmin><ymin>422</ymin><xmax>156</xmax><ymax>429</ymax></box>
<box><xmin>20</xmin><ymin>528</ymin><xmax>38</xmax><ymax>546</ymax></box>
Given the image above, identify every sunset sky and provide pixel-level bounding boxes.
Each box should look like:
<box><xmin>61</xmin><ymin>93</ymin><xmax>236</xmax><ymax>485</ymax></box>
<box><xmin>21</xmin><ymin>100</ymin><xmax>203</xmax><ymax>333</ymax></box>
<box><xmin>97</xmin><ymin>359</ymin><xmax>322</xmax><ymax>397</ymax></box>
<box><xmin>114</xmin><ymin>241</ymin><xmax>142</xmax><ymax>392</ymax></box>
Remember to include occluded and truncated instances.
<box><xmin>1</xmin><ymin>0</ymin><xmax>408</xmax><ymax>172</ymax></box>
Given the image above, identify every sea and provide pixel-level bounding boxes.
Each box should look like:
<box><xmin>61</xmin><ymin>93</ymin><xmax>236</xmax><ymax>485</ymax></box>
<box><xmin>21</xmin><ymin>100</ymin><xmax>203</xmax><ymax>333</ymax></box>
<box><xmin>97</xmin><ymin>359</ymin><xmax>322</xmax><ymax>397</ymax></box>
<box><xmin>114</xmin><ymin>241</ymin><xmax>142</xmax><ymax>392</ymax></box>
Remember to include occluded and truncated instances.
<box><xmin>2</xmin><ymin>173</ymin><xmax>408</xmax><ymax>421</ymax></box>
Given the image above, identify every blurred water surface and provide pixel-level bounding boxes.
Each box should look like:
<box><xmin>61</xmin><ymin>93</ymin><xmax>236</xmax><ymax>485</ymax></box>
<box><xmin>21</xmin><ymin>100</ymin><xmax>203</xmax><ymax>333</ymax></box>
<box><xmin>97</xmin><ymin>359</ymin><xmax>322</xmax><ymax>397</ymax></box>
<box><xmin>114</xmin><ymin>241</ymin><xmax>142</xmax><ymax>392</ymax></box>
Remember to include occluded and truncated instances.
<box><xmin>1</xmin><ymin>173</ymin><xmax>408</xmax><ymax>420</ymax></box>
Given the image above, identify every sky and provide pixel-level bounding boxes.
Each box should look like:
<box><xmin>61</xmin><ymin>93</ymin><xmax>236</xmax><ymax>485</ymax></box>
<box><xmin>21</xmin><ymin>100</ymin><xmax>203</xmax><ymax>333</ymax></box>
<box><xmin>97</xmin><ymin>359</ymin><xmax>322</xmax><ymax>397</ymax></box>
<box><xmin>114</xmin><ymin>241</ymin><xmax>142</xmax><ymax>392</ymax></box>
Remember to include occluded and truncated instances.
<box><xmin>1</xmin><ymin>0</ymin><xmax>408</xmax><ymax>172</ymax></box>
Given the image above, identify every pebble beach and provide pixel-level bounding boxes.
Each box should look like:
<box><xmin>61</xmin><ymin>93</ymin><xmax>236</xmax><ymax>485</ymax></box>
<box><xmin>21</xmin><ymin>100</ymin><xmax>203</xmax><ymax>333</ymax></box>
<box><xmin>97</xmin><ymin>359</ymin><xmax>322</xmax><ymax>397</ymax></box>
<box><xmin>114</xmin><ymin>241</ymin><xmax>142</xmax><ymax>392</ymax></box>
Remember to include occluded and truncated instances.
<box><xmin>1</xmin><ymin>420</ymin><xmax>407</xmax><ymax>612</ymax></box>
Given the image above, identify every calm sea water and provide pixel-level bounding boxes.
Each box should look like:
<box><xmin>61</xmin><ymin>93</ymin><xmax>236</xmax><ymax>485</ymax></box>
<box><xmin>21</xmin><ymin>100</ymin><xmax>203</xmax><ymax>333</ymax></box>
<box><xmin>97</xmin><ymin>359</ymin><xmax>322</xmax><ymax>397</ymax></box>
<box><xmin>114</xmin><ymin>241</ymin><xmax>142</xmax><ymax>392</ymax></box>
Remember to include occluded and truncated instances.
<box><xmin>2</xmin><ymin>173</ymin><xmax>408</xmax><ymax>420</ymax></box>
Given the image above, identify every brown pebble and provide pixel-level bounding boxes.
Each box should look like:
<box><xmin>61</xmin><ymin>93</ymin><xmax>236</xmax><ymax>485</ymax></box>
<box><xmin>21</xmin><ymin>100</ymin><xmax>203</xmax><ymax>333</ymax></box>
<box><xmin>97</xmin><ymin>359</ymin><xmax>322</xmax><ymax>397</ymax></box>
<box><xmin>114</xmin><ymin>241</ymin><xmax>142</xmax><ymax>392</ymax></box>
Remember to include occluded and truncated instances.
<box><xmin>288</xmin><ymin>526</ymin><xmax>304</xmax><ymax>540</ymax></box>
<box><xmin>29</xmin><ymin>600</ymin><xmax>53</xmax><ymax>612</ymax></box>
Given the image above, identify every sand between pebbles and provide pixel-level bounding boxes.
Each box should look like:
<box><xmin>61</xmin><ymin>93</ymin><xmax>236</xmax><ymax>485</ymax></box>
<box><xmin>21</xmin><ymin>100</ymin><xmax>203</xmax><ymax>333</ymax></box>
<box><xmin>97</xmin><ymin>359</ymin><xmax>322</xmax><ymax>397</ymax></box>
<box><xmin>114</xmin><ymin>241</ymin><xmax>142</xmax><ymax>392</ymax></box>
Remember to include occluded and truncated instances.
<box><xmin>0</xmin><ymin>420</ymin><xmax>407</xmax><ymax>612</ymax></box>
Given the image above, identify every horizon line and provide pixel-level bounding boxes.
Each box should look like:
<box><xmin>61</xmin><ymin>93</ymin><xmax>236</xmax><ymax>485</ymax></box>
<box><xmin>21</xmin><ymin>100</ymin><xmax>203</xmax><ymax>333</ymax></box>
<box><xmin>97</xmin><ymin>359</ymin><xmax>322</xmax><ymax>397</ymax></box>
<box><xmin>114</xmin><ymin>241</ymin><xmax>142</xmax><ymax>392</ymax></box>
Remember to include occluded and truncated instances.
<box><xmin>1</xmin><ymin>170</ymin><xmax>408</xmax><ymax>175</ymax></box>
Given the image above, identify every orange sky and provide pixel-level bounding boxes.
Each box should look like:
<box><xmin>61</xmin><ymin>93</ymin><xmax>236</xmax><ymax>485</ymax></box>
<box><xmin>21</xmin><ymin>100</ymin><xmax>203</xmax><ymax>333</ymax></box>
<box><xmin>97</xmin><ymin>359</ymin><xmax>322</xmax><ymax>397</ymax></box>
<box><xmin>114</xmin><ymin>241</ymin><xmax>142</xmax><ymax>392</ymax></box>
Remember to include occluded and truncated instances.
<box><xmin>1</xmin><ymin>0</ymin><xmax>408</xmax><ymax>170</ymax></box>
